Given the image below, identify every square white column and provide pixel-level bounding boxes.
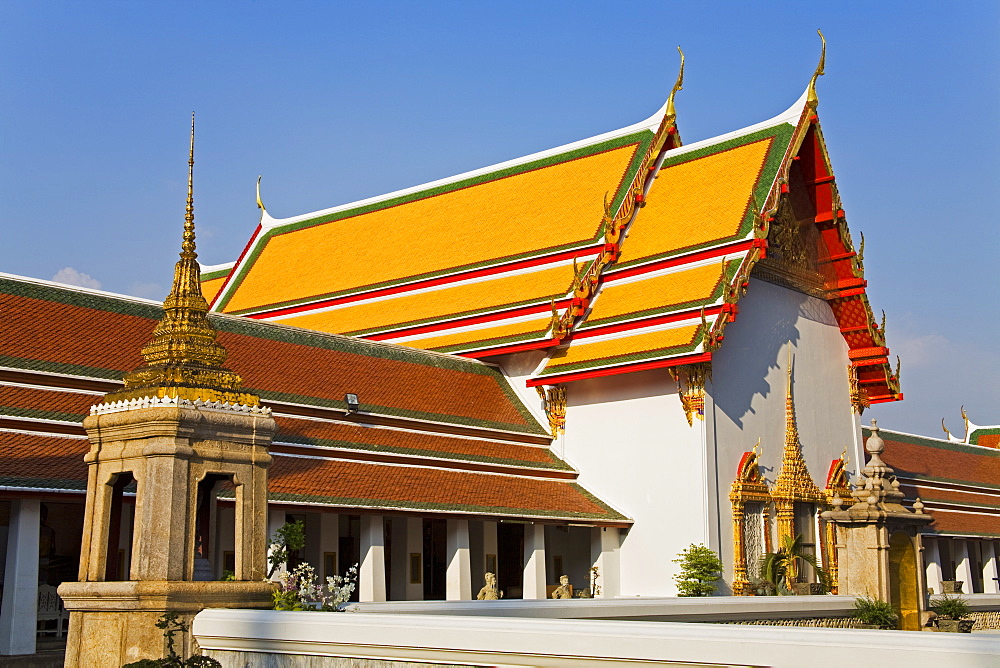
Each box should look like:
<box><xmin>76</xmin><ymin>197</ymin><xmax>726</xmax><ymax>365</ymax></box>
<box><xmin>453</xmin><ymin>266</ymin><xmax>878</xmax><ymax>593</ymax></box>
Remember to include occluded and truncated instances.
<box><xmin>981</xmin><ymin>540</ymin><xmax>999</xmax><ymax>594</ymax></box>
<box><xmin>319</xmin><ymin>512</ymin><xmax>339</xmax><ymax>580</ymax></box>
<box><xmin>923</xmin><ymin>538</ymin><xmax>942</xmax><ymax>596</ymax></box>
<box><xmin>0</xmin><ymin>499</ymin><xmax>40</xmax><ymax>656</ymax></box>
<box><xmin>591</xmin><ymin>526</ymin><xmax>621</xmax><ymax>598</ymax></box>
<box><xmin>522</xmin><ymin>522</ymin><xmax>546</xmax><ymax>599</ymax></box>
<box><xmin>446</xmin><ymin>519</ymin><xmax>472</xmax><ymax>600</ymax></box>
<box><xmin>266</xmin><ymin>507</ymin><xmax>287</xmax><ymax>581</ymax></box>
<box><xmin>405</xmin><ymin>517</ymin><xmax>423</xmax><ymax>600</ymax></box>
<box><xmin>953</xmin><ymin>539</ymin><xmax>973</xmax><ymax>593</ymax></box>
<box><xmin>359</xmin><ymin>515</ymin><xmax>386</xmax><ymax>602</ymax></box>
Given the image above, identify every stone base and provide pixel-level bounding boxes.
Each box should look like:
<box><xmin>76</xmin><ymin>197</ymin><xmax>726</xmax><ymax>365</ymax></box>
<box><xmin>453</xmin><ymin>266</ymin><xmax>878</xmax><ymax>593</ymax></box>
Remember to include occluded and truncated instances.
<box><xmin>58</xmin><ymin>580</ymin><xmax>274</xmax><ymax>667</ymax></box>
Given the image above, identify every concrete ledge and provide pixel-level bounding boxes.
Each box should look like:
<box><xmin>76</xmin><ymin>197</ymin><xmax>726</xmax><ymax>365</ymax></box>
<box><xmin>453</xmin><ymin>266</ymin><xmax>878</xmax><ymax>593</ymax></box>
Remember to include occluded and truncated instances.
<box><xmin>346</xmin><ymin>595</ymin><xmax>857</xmax><ymax>621</ymax></box>
<box><xmin>193</xmin><ymin>608</ymin><xmax>1000</xmax><ymax>668</ymax></box>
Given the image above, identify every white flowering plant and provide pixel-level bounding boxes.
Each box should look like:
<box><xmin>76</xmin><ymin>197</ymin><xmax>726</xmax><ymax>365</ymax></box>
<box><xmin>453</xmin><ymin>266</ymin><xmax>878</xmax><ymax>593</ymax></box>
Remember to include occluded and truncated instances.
<box><xmin>272</xmin><ymin>562</ymin><xmax>358</xmax><ymax>611</ymax></box>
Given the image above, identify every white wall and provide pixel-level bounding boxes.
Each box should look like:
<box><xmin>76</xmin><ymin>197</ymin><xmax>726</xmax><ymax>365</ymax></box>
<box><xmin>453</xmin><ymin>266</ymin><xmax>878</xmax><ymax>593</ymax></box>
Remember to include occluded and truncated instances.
<box><xmin>563</xmin><ymin>369</ymin><xmax>707</xmax><ymax>596</ymax></box>
<box><xmin>708</xmin><ymin>278</ymin><xmax>862</xmax><ymax>587</ymax></box>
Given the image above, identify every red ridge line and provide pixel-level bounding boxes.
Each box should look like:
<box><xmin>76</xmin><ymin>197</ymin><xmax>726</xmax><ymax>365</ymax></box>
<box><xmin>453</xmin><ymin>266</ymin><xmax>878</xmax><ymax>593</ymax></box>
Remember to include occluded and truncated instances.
<box><xmin>365</xmin><ymin>299</ymin><xmax>573</xmax><ymax>342</ymax></box>
<box><xmin>603</xmin><ymin>239</ymin><xmax>755</xmax><ymax>282</ymax></box>
<box><xmin>241</xmin><ymin>245</ymin><xmax>603</xmax><ymax>320</ymax></box>
<box><xmin>527</xmin><ymin>352</ymin><xmax>712</xmax><ymax>387</ymax></box>
<box><xmin>459</xmin><ymin>338</ymin><xmax>558</xmax><ymax>359</ymax></box>
<box><xmin>573</xmin><ymin>304</ymin><xmax>724</xmax><ymax>341</ymax></box>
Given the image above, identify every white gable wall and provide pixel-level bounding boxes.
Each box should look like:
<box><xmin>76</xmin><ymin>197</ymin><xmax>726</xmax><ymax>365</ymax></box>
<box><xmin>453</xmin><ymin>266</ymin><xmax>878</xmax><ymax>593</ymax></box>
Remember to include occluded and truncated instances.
<box><xmin>707</xmin><ymin>278</ymin><xmax>864</xmax><ymax>589</ymax></box>
<box><xmin>563</xmin><ymin>369</ymin><xmax>707</xmax><ymax>596</ymax></box>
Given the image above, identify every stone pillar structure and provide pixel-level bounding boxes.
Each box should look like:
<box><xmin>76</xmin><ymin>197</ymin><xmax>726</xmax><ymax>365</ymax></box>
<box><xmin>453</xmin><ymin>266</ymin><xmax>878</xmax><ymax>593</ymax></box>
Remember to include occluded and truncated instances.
<box><xmin>446</xmin><ymin>519</ymin><xmax>472</xmax><ymax>600</ymax></box>
<box><xmin>953</xmin><ymin>540</ymin><xmax>972</xmax><ymax>593</ymax></box>
<box><xmin>591</xmin><ymin>526</ymin><xmax>620</xmax><ymax>598</ymax></box>
<box><xmin>58</xmin><ymin>118</ymin><xmax>276</xmax><ymax>667</ymax></box>
<box><xmin>0</xmin><ymin>499</ymin><xmax>41</xmax><ymax>656</ymax></box>
<box><xmin>522</xmin><ymin>522</ymin><xmax>547</xmax><ymax>599</ymax></box>
<box><xmin>359</xmin><ymin>515</ymin><xmax>386</xmax><ymax>602</ymax></box>
<box><xmin>923</xmin><ymin>538</ymin><xmax>943</xmax><ymax>596</ymax></box>
<box><xmin>822</xmin><ymin>420</ymin><xmax>932</xmax><ymax>631</ymax></box>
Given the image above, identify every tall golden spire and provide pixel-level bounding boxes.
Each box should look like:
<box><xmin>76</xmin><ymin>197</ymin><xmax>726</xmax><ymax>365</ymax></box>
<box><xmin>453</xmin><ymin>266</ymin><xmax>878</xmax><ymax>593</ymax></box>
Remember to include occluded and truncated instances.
<box><xmin>105</xmin><ymin>114</ymin><xmax>259</xmax><ymax>406</ymax></box>
<box><xmin>773</xmin><ymin>347</ymin><xmax>822</xmax><ymax>501</ymax></box>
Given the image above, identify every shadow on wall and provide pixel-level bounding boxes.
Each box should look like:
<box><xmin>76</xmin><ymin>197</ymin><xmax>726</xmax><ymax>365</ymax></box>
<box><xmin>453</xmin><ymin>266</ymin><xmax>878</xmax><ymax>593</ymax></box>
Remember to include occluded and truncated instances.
<box><xmin>712</xmin><ymin>281</ymin><xmax>838</xmax><ymax>435</ymax></box>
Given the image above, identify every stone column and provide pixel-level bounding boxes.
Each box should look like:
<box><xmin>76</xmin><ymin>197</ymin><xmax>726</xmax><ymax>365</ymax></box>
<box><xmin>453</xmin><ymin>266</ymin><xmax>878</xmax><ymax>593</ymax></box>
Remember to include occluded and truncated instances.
<box><xmin>522</xmin><ymin>522</ymin><xmax>547</xmax><ymax>599</ymax></box>
<box><xmin>389</xmin><ymin>518</ymin><xmax>407</xmax><ymax>600</ymax></box>
<box><xmin>266</xmin><ymin>507</ymin><xmax>287</xmax><ymax>581</ymax></box>
<box><xmin>0</xmin><ymin>499</ymin><xmax>40</xmax><ymax>656</ymax></box>
<box><xmin>445</xmin><ymin>519</ymin><xmax>472</xmax><ymax>600</ymax></box>
<box><xmin>953</xmin><ymin>540</ymin><xmax>973</xmax><ymax>593</ymax></box>
<box><xmin>923</xmin><ymin>538</ymin><xmax>942</xmax><ymax>596</ymax></box>
<box><xmin>591</xmin><ymin>526</ymin><xmax>620</xmax><ymax>598</ymax></box>
<box><xmin>359</xmin><ymin>515</ymin><xmax>386</xmax><ymax>602</ymax></box>
<box><xmin>405</xmin><ymin>517</ymin><xmax>423</xmax><ymax>600</ymax></box>
<box><xmin>981</xmin><ymin>541</ymin><xmax>999</xmax><ymax>594</ymax></box>
<box><xmin>319</xmin><ymin>512</ymin><xmax>339</xmax><ymax>579</ymax></box>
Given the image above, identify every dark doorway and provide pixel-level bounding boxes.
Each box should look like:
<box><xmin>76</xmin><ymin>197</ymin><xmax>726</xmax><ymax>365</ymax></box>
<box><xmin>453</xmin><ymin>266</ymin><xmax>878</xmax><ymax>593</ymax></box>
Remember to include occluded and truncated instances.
<box><xmin>422</xmin><ymin>519</ymin><xmax>446</xmax><ymax>600</ymax></box>
<box><xmin>339</xmin><ymin>515</ymin><xmax>360</xmax><ymax>602</ymax></box>
<box><xmin>497</xmin><ymin>522</ymin><xmax>524</xmax><ymax>599</ymax></box>
<box><xmin>105</xmin><ymin>472</ymin><xmax>135</xmax><ymax>581</ymax></box>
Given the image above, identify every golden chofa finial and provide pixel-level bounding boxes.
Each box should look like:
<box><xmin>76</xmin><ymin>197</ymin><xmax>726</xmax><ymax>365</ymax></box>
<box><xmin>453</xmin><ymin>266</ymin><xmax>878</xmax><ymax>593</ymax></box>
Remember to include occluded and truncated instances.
<box><xmin>807</xmin><ymin>29</ymin><xmax>826</xmax><ymax>107</ymax></box>
<box><xmin>256</xmin><ymin>175</ymin><xmax>267</xmax><ymax>213</ymax></box>
<box><xmin>665</xmin><ymin>46</ymin><xmax>685</xmax><ymax>121</ymax></box>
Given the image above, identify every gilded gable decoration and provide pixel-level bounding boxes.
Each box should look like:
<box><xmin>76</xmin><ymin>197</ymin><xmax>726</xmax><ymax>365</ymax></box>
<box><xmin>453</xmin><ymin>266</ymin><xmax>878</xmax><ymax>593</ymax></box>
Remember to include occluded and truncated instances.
<box><xmin>821</xmin><ymin>449</ymin><xmax>852</xmax><ymax>593</ymax></box>
<box><xmin>847</xmin><ymin>364</ymin><xmax>869</xmax><ymax>414</ymax></box>
<box><xmin>669</xmin><ymin>363</ymin><xmax>710</xmax><ymax>427</ymax></box>
<box><xmin>730</xmin><ymin>441</ymin><xmax>773</xmax><ymax>595</ymax></box>
<box><xmin>536</xmin><ymin>385</ymin><xmax>567</xmax><ymax>436</ymax></box>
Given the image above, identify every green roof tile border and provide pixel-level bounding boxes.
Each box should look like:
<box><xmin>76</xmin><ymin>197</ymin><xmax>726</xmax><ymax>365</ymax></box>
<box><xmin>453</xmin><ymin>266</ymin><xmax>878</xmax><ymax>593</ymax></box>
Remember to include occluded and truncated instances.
<box><xmin>612</xmin><ymin>124</ymin><xmax>794</xmax><ymax>272</ymax></box>
<box><xmin>200</xmin><ymin>268</ymin><xmax>231</xmax><ymax>281</ymax></box>
<box><xmin>0</xmin><ymin>406</ymin><xmax>86</xmax><ymax>424</ymax></box>
<box><xmin>866</xmin><ymin>427</ymin><xmax>1000</xmax><ymax>460</ymax></box>
<box><xmin>0</xmin><ymin>476</ymin><xmax>87</xmax><ymax>492</ymax></box>
<box><xmin>218</xmin><ymin>131</ymin><xmax>654</xmax><ymax>314</ymax></box>
<box><xmin>428</xmin><ymin>323</ymin><xmax>553</xmax><ymax>355</ymax></box>
<box><xmin>970</xmin><ymin>427</ymin><xmax>1000</xmax><ymax>446</ymax></box>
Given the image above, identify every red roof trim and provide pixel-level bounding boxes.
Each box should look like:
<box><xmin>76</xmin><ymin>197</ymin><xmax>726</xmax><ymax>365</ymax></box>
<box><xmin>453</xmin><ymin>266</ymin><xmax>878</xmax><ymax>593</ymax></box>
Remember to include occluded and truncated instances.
<box><xmin>526</xmin><ymin>352</ymin><xmax>712</xmax><ymax>387</ymax></box>
<box><xmin>603</xmin><ymin>239</ymin><xmax>755</xmax><ymax>282</ymax></box>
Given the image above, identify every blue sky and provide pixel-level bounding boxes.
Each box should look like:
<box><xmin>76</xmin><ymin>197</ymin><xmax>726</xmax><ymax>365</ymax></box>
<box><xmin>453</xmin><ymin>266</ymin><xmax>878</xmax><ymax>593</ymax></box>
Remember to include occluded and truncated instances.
<box><xmin>1</xmin><ymin>1</ymin><xmax>997</xmax><ymax>437</ymax></box>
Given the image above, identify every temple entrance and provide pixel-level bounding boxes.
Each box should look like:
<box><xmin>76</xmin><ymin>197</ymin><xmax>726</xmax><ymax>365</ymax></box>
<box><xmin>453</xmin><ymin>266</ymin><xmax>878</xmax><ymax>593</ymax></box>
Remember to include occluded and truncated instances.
<box><xmin>888</xmin><ymin>531</ymin><xmax>920</xmax><ymax>631</ymax></box>
<box><xmin>497</xmin><ymin>522</ymin><xmax>524</xmax><ymax>599</ymax></box>
<box><xmin>422</xmin><ymin>519</ymin><xmax>446</xmax><ymax>600</ymax></box>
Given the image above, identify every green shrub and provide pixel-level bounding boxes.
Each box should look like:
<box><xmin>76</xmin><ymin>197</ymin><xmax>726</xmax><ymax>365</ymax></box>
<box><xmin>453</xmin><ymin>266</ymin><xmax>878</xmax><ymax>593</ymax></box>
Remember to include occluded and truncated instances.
<box><xmin>672</xmin><ymin>544</ymin><xmax>723</xmax><ymax>597</ymax></box>
<box><xmin>852</xmin><ymin>596</ymin><xmax>898</xmax><ymax>629</ymax></box>
<box><xmin>121</xmin><ymin>612</ymin><xmax>221</xmax><ymax>667</ymax></box>
<box><xmin>931</xmin><ymin>593</ymin><xmax>970</xmax><ymax>619</ymax></box>
<box><xmin>757</xmin><ymin>534</ymin><xmax>829</xmax><ymax>595</ymax></box>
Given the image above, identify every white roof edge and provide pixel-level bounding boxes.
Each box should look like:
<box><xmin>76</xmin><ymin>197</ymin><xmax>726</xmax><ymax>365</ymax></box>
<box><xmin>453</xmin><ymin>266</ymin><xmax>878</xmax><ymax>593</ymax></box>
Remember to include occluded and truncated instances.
<box><xmin>663</xmin><ymin>88</ymin><xmax>809</xmax><ymax>160</ymax></box>
<box><xmin>199</xmin><ymin>261</ymin><xmax>235</xmax><ymax>275</ymax></box>
<box><xmin>0</xmin><ymin>271</ymin><xmax>163</xmax><ymax>305</ymax></box>
<box><xmin>259</xmin><ymin>102</ymin><xmax>669</xmax><ymax>232</ymax></box>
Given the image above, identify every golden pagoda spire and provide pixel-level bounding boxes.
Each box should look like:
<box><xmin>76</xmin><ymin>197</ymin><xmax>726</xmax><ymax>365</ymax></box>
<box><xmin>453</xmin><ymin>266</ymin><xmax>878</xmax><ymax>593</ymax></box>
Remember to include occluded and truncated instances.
<box><xmin>105</xmin><ymin>114</ymin><xmax>259</xmax><ymax>406</ymax></box>
<box><xmin>806</xmin><ymin>29</ymin><xmax>826</xmax><ymax>108</ymax></box>
<box><xmin>773</xmin><ymin>347</ymin><xmax>822</xmax><ymax>501</ymax></box>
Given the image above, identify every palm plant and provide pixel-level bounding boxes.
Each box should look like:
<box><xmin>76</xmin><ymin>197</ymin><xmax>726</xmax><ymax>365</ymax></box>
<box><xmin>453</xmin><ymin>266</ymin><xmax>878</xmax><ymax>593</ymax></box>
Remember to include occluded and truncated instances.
<box><xmin>757</xmin><ymin>534</ymin><xmax>829</xmax><ymax>595</ymax></box>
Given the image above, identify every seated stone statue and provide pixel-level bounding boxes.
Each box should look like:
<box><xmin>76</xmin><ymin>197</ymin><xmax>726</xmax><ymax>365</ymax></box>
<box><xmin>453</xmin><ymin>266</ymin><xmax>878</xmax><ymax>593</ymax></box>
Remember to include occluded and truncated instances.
<box><xmin>550</xmin><ymin>574</ymin><xmax>573</xmax><ymax>599</ymax></box>
<box><xmin>477</xmin><ymin>572</ymin><xmax>501</xmax><ymax>600</ymax></box>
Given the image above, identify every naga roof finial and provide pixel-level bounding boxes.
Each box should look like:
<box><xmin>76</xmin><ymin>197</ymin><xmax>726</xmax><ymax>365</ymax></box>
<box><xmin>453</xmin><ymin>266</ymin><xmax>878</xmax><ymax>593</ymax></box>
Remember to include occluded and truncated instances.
<box><xmin>256</xmin><ymin>175</ymin><xmax>267</xmax><ymax>213</ymax></box>
<box><xmin>665</xmin><ymin>46</ymin><xmax>685</xmax><ymax>121</ymax></box>
<box><xmin>807</xmin><ymin>29</ymin><xmax>826</xmax><ymax>107</ymax></box>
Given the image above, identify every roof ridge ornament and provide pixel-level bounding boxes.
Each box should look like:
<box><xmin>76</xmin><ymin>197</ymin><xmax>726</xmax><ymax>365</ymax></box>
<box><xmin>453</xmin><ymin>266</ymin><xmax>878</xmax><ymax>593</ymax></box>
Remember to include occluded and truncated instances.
<box><xmin>665</xmin><ymin>46</ymin><xmax>685</xmax><ymax>123</ymax></box>
<box><xmin>104</xmin><ymin>113</ymin><xmax>260</xmax><ymax>407</ymax></box>
<box><xmin>256</xmin><ymin>175</ymin><xmax>267</xmax><ymax>214</ymax></box>
<box><xmin>806</xmin><ymin>29</ymin><xmax>826</xmax><ymax>108</ymax></box>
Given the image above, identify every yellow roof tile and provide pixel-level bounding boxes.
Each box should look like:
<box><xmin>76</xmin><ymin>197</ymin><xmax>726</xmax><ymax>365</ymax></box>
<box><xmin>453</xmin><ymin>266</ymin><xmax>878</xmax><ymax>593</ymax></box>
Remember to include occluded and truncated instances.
<box><xmin>223</xmin><ymin>142</ymin><xmax>642</xmax><ymax>313</ymax></box>
<box><xmin>616</xmin><ymin>138</ymin><xmax>773</xmax><ymax>266</ymax></box>
<box><xmin>402</xmin><ymin>315</ymin><xmax>553</xmax><ymax>352</ymax></box>
<box><xmin>274</xmin><ymin>262</ymin><xmax>576</xmax><ymax>335</ymax></box>
<box><xmin>584</xmin><ymin>261</ymin><xmax>731</xmax><ymax>328</ymax></box>
<box><xmin>201</xmin><ymin>276</ymin><xmax>226</xmax><ymax>303</ymax></box>
<box><xmin>543</xmin><ymin>324</ymin><xmax>701</xmax><ymax>374</ymax></box>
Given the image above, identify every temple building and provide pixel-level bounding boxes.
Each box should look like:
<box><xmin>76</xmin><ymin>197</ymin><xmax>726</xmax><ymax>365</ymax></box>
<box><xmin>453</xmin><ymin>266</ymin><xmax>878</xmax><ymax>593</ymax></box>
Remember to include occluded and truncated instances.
<box><xmin>1</xmin><ymin>42</ymin><xmax>997</xmax><ymax>654</ymax></box>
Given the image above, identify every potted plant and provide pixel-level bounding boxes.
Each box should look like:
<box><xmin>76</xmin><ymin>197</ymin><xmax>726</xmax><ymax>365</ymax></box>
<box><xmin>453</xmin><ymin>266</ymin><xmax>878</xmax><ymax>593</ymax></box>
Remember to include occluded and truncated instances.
<box><xmin>931</xmin><ymin>593</ymin><xmax>974</xmax><ymax>632</ymax></box>
<box><xmin>852</xmin><ymin>596</ymin><xmax>898</xmax><ymax>629</ymax></box>
<box><xmin>939</xmin><ymin>580</ymin><xmax>964</xmax><ymax>594</ymax></box>
<box><xmin>758</xmin><ymin>534</ymin><xmax>829</xmax><ymax>595</ymax></box>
